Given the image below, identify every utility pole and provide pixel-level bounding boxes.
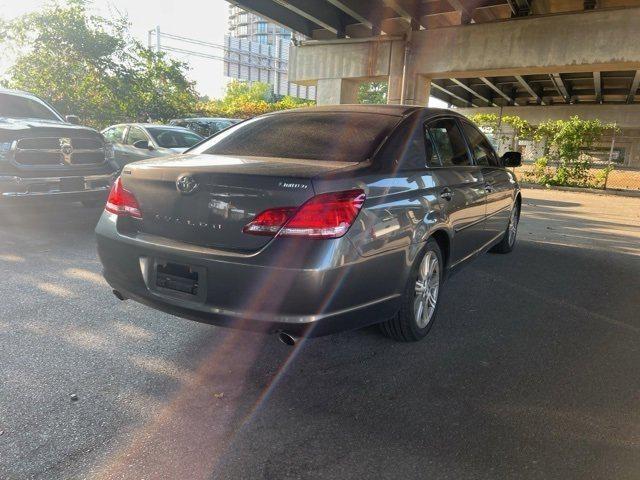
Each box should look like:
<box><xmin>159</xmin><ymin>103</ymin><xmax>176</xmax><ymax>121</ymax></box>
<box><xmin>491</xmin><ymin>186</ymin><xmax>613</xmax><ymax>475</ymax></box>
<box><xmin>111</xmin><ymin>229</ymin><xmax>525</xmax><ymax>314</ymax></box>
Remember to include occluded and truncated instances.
<box><xmin>155</xmin><ymin>25</ymin><xmax>161</xmax><ymax>53</ymax></box>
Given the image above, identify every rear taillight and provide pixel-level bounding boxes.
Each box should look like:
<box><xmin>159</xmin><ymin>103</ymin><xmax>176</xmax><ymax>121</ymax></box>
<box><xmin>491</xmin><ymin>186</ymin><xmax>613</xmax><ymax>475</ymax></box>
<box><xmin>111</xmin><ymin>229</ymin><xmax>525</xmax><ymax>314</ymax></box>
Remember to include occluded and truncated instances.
<box><xmin>243</xmin><ymin>189</ymin><xmax>365</xmax><ymax>239</ymax></box>
<box><xmin>105</xmin><ymin>177</ymin><xmax>142</xmax><ymax>219</ymax></box>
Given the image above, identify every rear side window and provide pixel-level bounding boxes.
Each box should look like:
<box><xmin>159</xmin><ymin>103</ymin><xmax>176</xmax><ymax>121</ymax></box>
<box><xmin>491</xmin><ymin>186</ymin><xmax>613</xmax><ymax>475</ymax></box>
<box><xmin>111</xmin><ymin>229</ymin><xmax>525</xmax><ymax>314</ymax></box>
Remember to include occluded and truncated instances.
<box><xmin>191</xmin><ymin>112</ymin><xmax>401</xmax><ymax>162</ymax></box>
<box><xmin>426</xmin><ymin>119</ymin><xmax>472</xmax><ymax>167</ymax></box>
<box><xmin>423</xmin><ymin>126</ymin><xmax>441</xmax><ymax>167</ymax></box>
<box><xmin>461</xmin><ymin>122</ymin><xmax>500</xmax><ymax>167</ymax></box>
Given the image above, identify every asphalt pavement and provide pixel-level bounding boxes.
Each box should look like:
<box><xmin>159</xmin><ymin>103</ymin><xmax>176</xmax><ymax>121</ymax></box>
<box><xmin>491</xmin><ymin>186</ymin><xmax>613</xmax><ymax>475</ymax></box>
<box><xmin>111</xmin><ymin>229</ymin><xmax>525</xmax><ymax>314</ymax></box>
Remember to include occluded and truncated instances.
<box><xmin>0</xmin><ymin>188</ymin><xmax>639</xmax><ymax>480</ymax></box>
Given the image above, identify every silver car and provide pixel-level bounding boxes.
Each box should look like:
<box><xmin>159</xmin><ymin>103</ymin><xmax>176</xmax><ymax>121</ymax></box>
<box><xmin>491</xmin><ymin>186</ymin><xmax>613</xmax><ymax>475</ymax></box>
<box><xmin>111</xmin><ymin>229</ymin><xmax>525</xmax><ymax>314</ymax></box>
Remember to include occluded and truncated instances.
<box><xmin>101</xmin><ymin>123</ymin><xmax>203</xmax><ymax>168</ymax></box>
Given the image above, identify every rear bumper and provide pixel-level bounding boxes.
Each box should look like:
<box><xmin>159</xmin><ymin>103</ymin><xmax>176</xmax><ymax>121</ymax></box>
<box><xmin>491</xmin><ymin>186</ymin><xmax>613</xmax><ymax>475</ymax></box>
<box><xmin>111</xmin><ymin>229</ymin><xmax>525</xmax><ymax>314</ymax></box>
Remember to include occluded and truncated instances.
<box><xmin>96</xmin><ymin>213</ymin><xmax>407</xmax><ymax>337</ymax></box>
<box><xmin>0</xmin><ymin>173</ymin><xmax>114</xmax><ymax>202</ymax></box>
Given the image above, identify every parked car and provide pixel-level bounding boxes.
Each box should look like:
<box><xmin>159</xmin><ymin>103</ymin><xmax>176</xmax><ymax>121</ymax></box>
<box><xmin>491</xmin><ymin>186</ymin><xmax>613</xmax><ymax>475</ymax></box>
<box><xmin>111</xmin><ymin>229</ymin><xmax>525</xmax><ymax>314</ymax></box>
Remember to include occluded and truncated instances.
<box><xmin>102</xmin><ymin>123</ymin><xmax>203</xmax><ymax>168</ymax></box>
<box><xmin>0</xmin><ymin>89</ymin><xmax>117</xmax><ymax>206</ymax></box>
<box><xmin>169</xmin><ymin>117</ymin><xmax>242</xmax><ymax>138</ymax></box>
<box><xmin>96</xmin><ymin>105</ymin><xmax>522</xmax><ymax>344</ymax></box>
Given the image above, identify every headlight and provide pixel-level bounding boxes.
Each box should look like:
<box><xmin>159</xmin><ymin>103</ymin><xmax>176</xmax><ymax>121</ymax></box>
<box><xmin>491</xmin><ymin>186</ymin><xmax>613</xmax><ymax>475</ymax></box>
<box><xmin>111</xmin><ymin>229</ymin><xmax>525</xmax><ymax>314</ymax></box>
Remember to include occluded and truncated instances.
<box><xmin>0</xmin><ymin>142</ymin><xmax>12</xmax><ymax>162</ymax></box>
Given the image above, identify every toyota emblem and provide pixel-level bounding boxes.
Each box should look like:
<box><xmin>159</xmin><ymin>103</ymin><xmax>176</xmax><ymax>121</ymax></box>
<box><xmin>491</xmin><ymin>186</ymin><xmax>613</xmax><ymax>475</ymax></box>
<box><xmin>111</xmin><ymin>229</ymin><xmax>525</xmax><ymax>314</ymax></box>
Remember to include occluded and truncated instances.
<box><xmin>176</xmin><ymin>175</ymin><xmax>199</xmax><ymax>195</ymax></box>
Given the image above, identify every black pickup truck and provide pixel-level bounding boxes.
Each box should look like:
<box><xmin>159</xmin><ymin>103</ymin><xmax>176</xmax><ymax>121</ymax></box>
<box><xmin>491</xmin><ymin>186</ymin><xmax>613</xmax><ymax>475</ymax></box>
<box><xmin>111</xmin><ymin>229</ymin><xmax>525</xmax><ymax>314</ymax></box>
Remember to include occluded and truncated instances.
<box><xmin>0</xmin><ymin>89</ymin><xmax>117</xmax><ymax>206</ymax></box>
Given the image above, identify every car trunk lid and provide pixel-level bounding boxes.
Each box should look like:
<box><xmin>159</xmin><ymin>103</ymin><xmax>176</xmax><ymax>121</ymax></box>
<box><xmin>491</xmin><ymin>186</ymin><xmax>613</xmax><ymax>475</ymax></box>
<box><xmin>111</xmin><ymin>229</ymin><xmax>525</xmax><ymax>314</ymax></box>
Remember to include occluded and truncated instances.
<box><xmin>121</xmin><ymin>153</ymin><xmax>357</xmax><ymax>251</ymax></box>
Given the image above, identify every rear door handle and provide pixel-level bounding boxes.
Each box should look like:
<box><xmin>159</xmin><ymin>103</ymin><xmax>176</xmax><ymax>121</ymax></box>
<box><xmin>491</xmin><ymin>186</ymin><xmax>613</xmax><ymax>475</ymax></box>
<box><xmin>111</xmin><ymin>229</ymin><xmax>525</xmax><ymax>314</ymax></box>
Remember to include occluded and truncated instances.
<box><xmin>440</xmin><ymin>187</ymin><xmax>453</xmax><ymax>201</ymax></box>
<box><xmin>484</xmin><ymin>183</ymin><xmax>495</xmax><ymax>193</ymax></box>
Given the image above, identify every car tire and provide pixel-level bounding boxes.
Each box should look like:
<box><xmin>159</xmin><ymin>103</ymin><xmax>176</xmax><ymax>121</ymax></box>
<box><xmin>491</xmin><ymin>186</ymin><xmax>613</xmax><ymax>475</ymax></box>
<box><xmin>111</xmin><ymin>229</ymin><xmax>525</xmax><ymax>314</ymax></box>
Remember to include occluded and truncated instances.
<box><xmin>490</xmin><ymin>202</ymin><xmax>520</xmax><ymax>254</ymax></box>
<box><xmin>380</xmin><ymin>238</ymin><xmax>444</xmax><ymax>342</ymax></box>
<box><xmin>81</xmin><ymin>200</ymin><xmax>103</xmax><ymax>208</ymax></box>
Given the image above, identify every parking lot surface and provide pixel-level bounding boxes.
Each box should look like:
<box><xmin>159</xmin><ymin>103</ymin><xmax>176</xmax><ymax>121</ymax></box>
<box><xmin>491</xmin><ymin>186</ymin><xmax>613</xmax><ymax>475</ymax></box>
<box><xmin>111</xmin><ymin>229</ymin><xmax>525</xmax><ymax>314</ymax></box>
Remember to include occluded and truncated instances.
<box><xmin>1</xmin><ymin>188</ymin><xmax>639</xmax><ymax>480</ymax></box>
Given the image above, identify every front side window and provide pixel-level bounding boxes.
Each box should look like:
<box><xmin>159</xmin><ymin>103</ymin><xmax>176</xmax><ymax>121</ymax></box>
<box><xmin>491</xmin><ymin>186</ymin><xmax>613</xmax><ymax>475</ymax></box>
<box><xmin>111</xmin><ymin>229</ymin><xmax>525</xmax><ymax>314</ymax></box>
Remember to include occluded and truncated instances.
<box><xmin>0</xmin><ymin>93</ymin><xmax>61</xmax><ymax>121</ymax></box>
<box><xmin>125</xmin><ymin>127</ymin><xmax>148</xmax><ymax>146</ymax></box>
<box><xmin>426</xmin><ymin>119</ymin><xmax>472</xmax><ymax>167</ymax></box>
<box><xmin>461</xmin><ymin>122</ymin><xmax>500</xmax><ymax>167</ymax></box>
<box><xmin>190</xmin><ymin>112</ymin><xmax>401</xmax><ymax>163</ymax></box>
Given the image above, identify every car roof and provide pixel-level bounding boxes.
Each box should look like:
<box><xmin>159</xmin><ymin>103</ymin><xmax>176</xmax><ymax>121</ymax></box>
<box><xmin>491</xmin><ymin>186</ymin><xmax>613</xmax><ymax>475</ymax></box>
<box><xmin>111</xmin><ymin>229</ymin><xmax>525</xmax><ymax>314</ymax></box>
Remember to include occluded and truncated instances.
<box><xmin>266</xmin><ymin>104</ymin><xmax>465</xmax><ymax>119</ymax></box>
<box><xmin>171</xmin><ymin>117</ymin><xmax>239</xmax><ymax>122</ymax></box>
<box><xmin>104</xmin><ymin>123</ymin><xmax>196</xmax><ymax>131</ymax></box>
<box><xmin>0</xmin><ymin>88</ymin><xmax>41</xmax><ymax>99</ymax></box>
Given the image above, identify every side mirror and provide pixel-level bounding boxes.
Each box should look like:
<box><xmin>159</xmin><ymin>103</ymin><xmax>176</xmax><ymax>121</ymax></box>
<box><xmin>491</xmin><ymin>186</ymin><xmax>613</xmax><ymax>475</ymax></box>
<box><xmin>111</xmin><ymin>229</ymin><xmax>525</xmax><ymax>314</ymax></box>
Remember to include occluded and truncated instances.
<box><xmin>501</xmin><ymin>151</ymin><xmax>522</xmax><ymax>167</ymax></box>
<box><xmin>65</xmin><ymin>115</ymin><xmax>80</xmax><ymax>125</ymax></box>
<box><xmin>132</xmin><ymin>139</ymin><xmax>150</xmax><ymax>150</ymax></box>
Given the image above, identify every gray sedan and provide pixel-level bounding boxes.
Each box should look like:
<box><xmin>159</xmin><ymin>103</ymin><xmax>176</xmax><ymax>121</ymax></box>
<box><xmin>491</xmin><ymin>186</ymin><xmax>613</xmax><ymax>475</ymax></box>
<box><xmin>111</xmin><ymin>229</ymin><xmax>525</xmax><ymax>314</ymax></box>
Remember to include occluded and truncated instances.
<box><xmin>101</xmin><ymin>123</ymin><xmax>203</xmax><ymax>167</ymax></box>
<box><xmin>97</xmin><ymin>106</ymin><xmax>521</xmax><ymax>344</ymax></box>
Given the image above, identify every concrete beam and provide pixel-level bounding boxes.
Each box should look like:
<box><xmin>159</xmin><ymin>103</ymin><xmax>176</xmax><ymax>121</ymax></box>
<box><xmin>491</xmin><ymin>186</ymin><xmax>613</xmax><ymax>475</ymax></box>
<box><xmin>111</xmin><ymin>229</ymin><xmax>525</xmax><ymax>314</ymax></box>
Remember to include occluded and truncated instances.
<box><xmin>594</xmin><ymin>71</ymin><xmax>602</xmax><ymax>103</ymax></box>
<box><xmin>316</xmin><ymin>78</ymin><xmax>359</xmax><ymax>104</ymax></box>
<box><xmin>432</xmin><ymin>82</ymin><xmax>473</xmax><ymax>106</ymax></box>
<box><xmin>479</xmin><ymin>77</ymin><xmax>519</xmax><ymax>105</ymax></box>
<box><xmin>628</xmin><ymin>71</ymin><xmax>640</xmax><ymax>103</ymax></box>
<box><xmin>382</xmin><ymin>0</ymin><xmax>419</xmax><ymax>23</ymax></box>
<box><xmin>451</xmin><ymin>78</ymin><xmax>498</xmax><ymax>106</ymax></box>
<box><xmin>292</xmin><ymin>9</ymin><xmax>640</xmax><ymax>85</ymax></box>
<box><xmin>324</xmin><ymin>0</ymin><xmax>377</xmax><ymax>30</ymax></box>
<box><xmin>515</xmin><ymin>75</ymin><xmax>546</xmax><ymax>105</ymax></box>
<box><xmin>549</xmin><ymin>73</ymin><xmax>569</xmax><ymax>103</ymax></box>
<box><xmin>228</xmin><ymin>0</ymin><xmax>315</xmax><ymax>37</ymax></box>
<box><xmin>507</xmin><ymin>0</ymin><xmax>531</xmax><ymax>16</ymax></box>
<box><xmin>290</xmin><ymin>37</ymin><xmax>401</xmax><ymax>85</ymax></box>
<box><xmin>446</xmin><ymin>0</ymin><xmax>473</xmax><ymax>23</ymax></box>
<box><xmin>273</xmin><ymin>0</ymin><xmax>346</xmax><ymax>35</ymax></box>
<box><xmin>407</xmin><ymin>8</ymin><xmax>640</xmax><ymax>78</ymax></box>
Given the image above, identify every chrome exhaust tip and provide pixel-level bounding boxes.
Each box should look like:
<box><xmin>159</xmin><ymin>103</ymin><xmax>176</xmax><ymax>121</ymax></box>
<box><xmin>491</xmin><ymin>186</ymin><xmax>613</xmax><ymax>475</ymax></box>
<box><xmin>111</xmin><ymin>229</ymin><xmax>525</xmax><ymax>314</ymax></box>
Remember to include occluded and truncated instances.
<box><xmin>112</xmin><ymin>289</ymin><xmax>126</xmax><ymax>301</ymax></box>
<box><xmin>277</xmin><ymin>332</ymin><xmax>298</xmax><ymax>346</ymax></box>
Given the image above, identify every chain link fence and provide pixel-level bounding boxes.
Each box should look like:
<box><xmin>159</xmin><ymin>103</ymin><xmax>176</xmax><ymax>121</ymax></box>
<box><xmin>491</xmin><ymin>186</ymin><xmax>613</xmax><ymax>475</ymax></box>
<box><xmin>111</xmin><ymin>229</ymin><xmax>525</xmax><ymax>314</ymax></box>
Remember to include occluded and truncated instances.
<box><xmin>491</xmin><ymin>130</ymin><xmax>640</xmax><ymax>192</ymax></box>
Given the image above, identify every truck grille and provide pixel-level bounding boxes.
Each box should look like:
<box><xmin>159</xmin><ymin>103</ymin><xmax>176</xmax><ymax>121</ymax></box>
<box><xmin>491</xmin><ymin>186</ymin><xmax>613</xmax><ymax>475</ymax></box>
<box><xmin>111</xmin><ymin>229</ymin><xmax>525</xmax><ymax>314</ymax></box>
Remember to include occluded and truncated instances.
<box><xmin>13</xmin><ymin>137</ymin><xmax>105</xmax><ymax>167</ymax></box>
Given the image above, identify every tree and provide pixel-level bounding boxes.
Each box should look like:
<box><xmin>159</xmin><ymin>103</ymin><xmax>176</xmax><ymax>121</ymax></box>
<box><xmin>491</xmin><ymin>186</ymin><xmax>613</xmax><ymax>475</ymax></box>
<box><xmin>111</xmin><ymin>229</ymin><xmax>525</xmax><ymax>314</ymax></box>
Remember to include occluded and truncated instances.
<box><xmin>196</xmin><ymin>80</ymin><xmax>314</xmax><ymax>119</ymax></box>
<box><xmin>532</xmin><ymin>116</ymin><xmax>616</xmax><ymax>187</ymax></box>
<box><xmin>0</xmin><ymin>0</ymin><xmax>198</xmax><ymax>128</ymax></box>
<box><xmin>358</xmin><ymin>81</ymin><xmax>388</xmax><ymax>104</ymax></box>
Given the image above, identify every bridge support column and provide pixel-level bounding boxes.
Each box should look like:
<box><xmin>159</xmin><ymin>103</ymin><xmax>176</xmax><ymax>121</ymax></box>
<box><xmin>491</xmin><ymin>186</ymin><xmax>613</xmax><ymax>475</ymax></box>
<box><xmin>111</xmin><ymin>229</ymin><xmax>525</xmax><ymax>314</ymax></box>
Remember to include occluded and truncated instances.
<box><xmin>316</xmin><ymin>78</ymin><xmax>359</xmax><ymax>105</ymax></box>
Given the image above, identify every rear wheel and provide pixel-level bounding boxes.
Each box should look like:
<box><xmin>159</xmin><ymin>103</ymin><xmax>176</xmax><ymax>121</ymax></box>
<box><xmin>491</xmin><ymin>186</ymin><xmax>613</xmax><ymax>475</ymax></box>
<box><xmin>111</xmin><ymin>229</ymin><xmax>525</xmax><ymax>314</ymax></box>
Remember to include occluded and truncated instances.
<box><xmin>380</xmin><ymin>238</ymin><xmax>443</xmax><ymax>342</ymax></box>
<box><xmin>490</xmin><ymin>202</ymin><xmax>520</xmax><ymax>254</ymax></box>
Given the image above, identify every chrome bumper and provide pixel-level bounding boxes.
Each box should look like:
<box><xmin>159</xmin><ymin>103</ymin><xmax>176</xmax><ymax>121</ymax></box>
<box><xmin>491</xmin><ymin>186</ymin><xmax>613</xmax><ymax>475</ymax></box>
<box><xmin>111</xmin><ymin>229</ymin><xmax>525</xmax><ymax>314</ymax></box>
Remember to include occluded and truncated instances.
<box><xmin>0</xmin><ymin>174</ymin><xmax>114</xmax><ymax>198</ymax></box>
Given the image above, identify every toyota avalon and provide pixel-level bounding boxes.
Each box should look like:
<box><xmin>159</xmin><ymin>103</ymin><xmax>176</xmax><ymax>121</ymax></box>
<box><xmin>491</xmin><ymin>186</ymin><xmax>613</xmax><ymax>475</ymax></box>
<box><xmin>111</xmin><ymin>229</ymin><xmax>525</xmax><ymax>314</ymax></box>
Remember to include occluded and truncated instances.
<box><xmin>96</xmin><ymin>105</ymin><xmax>521</xmax><ymax>343</ymax></box>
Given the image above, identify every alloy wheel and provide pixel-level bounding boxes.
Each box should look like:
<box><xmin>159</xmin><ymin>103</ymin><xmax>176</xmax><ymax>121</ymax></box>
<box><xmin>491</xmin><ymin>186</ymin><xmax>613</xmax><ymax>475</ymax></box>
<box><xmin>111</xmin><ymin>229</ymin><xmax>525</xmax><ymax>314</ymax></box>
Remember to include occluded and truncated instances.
<box><xmin>414</xmin><ymin>251</ymin><xmax>440</xmax><ymax>329</ymax></box>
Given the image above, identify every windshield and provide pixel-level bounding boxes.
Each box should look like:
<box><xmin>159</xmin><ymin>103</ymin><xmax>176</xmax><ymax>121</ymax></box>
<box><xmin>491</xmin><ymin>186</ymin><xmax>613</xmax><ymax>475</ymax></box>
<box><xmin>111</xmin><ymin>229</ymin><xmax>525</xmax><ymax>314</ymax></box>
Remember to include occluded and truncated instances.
<box><xmin>189</xmin><ymin>112</ymin><xmax>401</xmax><ymax>162</ymax></box>
<box><xmin>146</xmin><ymin>127</ymin><xmax>203</xmax><ymax>149</ymax></box>
<box><xmin>0</xmin><ymin>93</ymin><xmax>61</xmax><ymax>121</ymax></box>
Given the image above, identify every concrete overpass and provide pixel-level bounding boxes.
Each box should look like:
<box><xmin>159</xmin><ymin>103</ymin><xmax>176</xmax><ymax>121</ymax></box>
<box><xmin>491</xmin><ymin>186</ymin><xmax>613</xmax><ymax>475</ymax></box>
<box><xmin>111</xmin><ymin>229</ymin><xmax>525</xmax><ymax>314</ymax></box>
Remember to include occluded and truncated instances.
<box><xmin>229</xmin><ymin>0</ymin><xmax>640</xmax><ymax>107</ymax></box>
<box><xmin>229</xmin><ymin>0</ymin><xmax>640</xmax><ymax>166</ymax></box>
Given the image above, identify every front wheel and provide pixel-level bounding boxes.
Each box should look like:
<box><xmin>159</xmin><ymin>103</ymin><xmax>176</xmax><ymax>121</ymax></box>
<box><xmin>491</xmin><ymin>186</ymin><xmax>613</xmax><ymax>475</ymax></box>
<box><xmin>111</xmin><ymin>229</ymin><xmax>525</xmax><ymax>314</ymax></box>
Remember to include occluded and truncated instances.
<box><xmin>380</xmin><ymin>238</ymin><xmax>443</xmax><ymax>342</ymax></box>
<box><xmin>490</xmin><ymin>203</ymin><xmax>520</xmax><ymax>254</ymax></box>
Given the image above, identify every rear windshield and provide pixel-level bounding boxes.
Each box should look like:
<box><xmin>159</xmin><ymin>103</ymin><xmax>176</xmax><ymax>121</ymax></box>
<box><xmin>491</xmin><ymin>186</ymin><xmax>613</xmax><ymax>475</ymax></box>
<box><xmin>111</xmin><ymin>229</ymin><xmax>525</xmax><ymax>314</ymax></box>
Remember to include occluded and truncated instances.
<box><xmin>0</xmin><ymin>93</ymin><xmax>61</xmax><ymax>121</ymax></box>
<box><xmin>189</xmin><ymin>112</ymin><xmax>401</xmax><ymax>162</ymax></box>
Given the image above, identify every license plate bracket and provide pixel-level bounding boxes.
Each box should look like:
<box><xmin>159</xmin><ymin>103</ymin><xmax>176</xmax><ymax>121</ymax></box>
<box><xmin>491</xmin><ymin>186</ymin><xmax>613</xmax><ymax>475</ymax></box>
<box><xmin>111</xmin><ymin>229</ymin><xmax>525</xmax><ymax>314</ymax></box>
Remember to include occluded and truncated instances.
<box><xmin>156</xmin><ymin>262</ymin><xmax>199</xmax><ymax>296</ymax></box>
<box><xmin>60</xmin><ymin>177</ymin><xmax>85</xmax><ymax>192</ymax></box>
